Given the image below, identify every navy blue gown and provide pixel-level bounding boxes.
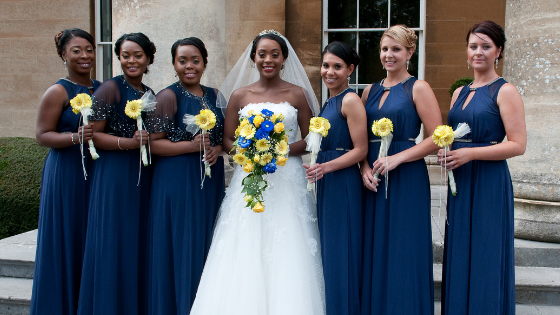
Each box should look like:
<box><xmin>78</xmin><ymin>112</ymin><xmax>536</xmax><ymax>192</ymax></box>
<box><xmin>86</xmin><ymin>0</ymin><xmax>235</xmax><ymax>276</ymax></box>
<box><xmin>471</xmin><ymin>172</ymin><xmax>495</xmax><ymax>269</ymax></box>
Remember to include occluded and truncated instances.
<box><xmin>148</xmin><ymin>83</ymin><xmax>225</xmax><ymax>315</ymax></box>
<box><xmin>31</xmin><ymin>78</ymin><xmax>100</xmax><ymax>315</ymax></box>
<box><xmin>316</xmin><ymin>89</ymin><xmax>363</xmax><ymax>315</ymax></box>
<box><xmin>441</xmin><ymin>78</ymin><xmax>515</xmax><ymax>315</ymax></box>
<box><xmin>77</xmin><ymin>75</ymin><xmax>152</xmax><ymax>315</ymax></box>
<box><xmin>361</xmin><ymin>77</ymin><xmax>434</xmax><ymax>315</ymax></box>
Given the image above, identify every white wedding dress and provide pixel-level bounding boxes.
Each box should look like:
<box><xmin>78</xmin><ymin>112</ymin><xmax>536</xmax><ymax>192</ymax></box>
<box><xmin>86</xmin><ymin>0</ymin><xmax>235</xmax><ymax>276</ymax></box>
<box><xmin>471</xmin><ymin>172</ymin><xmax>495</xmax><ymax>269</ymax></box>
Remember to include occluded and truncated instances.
<box><xmin>190</xmin><ymin>102</ymin><xmax>325</xmax><ymax>315</ymax></box>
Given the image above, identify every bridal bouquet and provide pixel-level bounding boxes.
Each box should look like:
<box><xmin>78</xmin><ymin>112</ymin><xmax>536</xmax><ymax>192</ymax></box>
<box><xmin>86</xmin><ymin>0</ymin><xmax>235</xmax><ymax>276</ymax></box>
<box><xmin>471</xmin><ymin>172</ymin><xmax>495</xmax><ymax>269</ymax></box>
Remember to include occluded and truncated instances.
<box><xmin>184</xmin><ymin>109</ymin><xmax>217</xmax><ymax>180</ymax></box>
<box><xmin>432</xmin><ymin>123</ymin><xmax>470</xmax><ymax>196</ymax></box>
<box><xmin>70</xmin><ymin>93</ymin><xmax>99</xmax><ymax>161</ymax></box>
<box><xmin>124</xmin><ymin>91</ymin><xmax>157</xmax><ymax>166</ymax></box>
<box><xmin>305</xmin><ymin>117</ymin><xmax>330</xmax><ymax>191</ymax></box>
<box><xmin>371</xmin><ymin>117</ymin><xmax>394</xmax><ymax>182</ymax></box>
<box><xmin>232</xmin><ymin>109</ymin><xmax>289</xmax><ymax>213</ymax></box>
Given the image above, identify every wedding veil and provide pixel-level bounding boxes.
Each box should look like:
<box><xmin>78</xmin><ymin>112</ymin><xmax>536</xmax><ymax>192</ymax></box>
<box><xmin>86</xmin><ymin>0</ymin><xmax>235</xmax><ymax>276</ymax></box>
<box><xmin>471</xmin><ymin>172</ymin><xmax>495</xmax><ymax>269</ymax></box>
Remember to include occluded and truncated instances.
<box><xmin>216</xmin><ymin>31</ymin><xmax>320</xmax><ymax>116</ymax></box>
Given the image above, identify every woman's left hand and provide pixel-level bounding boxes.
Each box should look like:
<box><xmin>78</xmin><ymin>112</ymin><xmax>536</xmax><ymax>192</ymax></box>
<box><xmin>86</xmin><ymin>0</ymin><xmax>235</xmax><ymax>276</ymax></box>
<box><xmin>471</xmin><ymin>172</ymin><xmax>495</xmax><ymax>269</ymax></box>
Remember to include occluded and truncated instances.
<box><xmin>371</xmin><ymin>155</ymin><xmax>402</xmax><ymax>176</ymax></box>
<box><xmin>437</xmin><ymin>148</ymin><xmax>472</xmax><ymax>170</ymax></box>
<box><xmin>303</xmin><ymin>163</ymin><xmax>325</xmax><ymax>183</ymax></box>
<box><xmin>204</xmin><ymin>145</ymin><xmax>223</xmax><ymax>166</ymax></box>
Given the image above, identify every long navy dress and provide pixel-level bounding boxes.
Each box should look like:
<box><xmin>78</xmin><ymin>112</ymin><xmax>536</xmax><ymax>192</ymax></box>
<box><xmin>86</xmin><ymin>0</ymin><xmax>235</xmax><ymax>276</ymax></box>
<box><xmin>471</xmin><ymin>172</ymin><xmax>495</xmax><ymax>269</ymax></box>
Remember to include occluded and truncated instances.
<box><xmin>316</xmin><ymin>89</ymin><xmax>363</xmax><ymax>315</ymax></box>
<box><xmin>31</xmin><ymin>78</ymin><xmax>100</xmax><ymax>315</ymax></box>
<box><xmin>78</xmin><ymin>75</ymin><xmax>152</xmax><ymax>315</ymax></box>
<box><xmin>441</xmin><ymin>78</ymin><xmax>515</xmax><ymax>315</ymax></box>
<box><xmin>148</xmin><ymin>83</ymin><xmax>225</xmax><ymax>315</ymax></box>
<box><xmin>361</xmin><ymin>77</ymin><xmax>434</xmax><ymax>315</ymax></box>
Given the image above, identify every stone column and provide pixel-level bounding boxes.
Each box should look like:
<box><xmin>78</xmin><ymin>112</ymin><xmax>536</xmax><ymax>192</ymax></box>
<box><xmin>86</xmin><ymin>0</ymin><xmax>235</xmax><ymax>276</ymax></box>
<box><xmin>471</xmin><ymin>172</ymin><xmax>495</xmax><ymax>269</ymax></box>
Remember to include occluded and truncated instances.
<box><xmin>504</xmin><ymin>0</ymin><xmax>560</xmax><ymax>243</ymax></box>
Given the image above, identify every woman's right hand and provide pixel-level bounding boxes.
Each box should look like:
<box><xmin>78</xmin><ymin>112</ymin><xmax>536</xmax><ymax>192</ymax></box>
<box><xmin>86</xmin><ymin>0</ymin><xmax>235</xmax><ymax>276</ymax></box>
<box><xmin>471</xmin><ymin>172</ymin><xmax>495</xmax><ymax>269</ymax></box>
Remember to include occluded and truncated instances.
<box><xmin>361</xmin><ymin>164</ymin><xmax>379</xmax><ymax>192</ymax></box>
<box><xmin>192</xmin><ymin>134</ymin><xmax>211</xmax><ymax>151</ymax></box>
<box><xmin>125</xmin><ymin>130</ymin><xmax>149</xmax><ymax>149</ymax></box>
<box><xmin>79</xmin><ymin>125</ymin><xmax>94</xmax><ymax>142</ymax></box>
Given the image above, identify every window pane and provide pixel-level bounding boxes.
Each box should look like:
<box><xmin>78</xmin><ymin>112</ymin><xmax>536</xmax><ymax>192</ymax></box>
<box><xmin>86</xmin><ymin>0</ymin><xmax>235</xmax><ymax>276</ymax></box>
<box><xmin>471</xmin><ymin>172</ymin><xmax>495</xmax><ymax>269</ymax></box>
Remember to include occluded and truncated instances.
<box><xmin>102</xmin><ymin>45</ymin><xmax>113</xmax><ymax>82</ymax></box>
<box><xmin>359</xmin><ymin>0</ymin><xmax>388</xmax><ymax>28</ymax></box>
<box><xmin>390</xmin><ymin>0</ymin><xmax>420</xmax><ymax>28</ymax></box>
<box><xmin>357</xmin><ymin>32</ymin><xmax>384</xmax><ymax>84</ymax></box>
<box><xmin>327</xmin><ymin>32</ymin><xmax>357</xmax><ymax>48</ymax></box>
<box><xmin>100</xmin><ymin>0</ymin><xmax>112</xmax><ymax>42</ymax></box>
<box><xmin>328</xmin><ymin>0</ymin><xmax>357</xmax><ymax>28</ymax></box>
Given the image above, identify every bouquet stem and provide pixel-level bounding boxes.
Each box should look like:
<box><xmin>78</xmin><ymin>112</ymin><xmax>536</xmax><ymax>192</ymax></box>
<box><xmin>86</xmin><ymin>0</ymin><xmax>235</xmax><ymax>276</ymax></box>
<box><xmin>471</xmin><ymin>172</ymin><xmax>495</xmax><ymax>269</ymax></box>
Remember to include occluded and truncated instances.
<box><xmin>202</xmin><ymin>130</ymin><xmax>211</xmax><ymax>178</ymax></box>
<box><xmin>137</xmin><ymin>117</ymin><xmax>148</xmax><ymax>166</ymax></box>
<box><xmin>373</xmin><ymin>137</ymin><xmax>387</xmax><ymax>181</ymax></box>
<box><xmin>445</xmin><ymin>145</ymin><xmax>457</xmax><ymax>196</ymax></box>
<box><xmin>307</xmin><ymin>152</ymin><xmax>317</xmax><ymax>191</ymax></box>
<box><xmin>81</xmin><ymin>111</ymin><xmax>99</xmax><ymax>160</ymax></box>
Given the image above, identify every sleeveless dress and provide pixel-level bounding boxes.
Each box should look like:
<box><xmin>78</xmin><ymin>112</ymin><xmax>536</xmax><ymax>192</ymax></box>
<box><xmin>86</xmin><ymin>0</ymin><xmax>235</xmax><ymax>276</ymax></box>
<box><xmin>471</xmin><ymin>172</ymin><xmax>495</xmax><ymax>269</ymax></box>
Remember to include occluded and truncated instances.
<box><xmin>31</xmin><ymin>78</ymin><xmax>100</xmax><ymax>315</ymax></box>
<box><xmin>77</xmin><ymin>75</ymin><xmax>153</xmax><ymax>315</ymax></box>
<box><xmin>148</xmin><ymin>82</ymin><xmax>225</xmax><ymax>315</ymax></box>
<box><xmin>190</xmin><ymin>102</ymin><xmax>325</xmax><ymax>315</ymax></box>
<box><xmin>361</xmin><ymin>77</ymin><xmax>434</xmax><ymax>315</ymax></box>
<box><xmin>316</xmin><ymin>89</ymin><xmax>363</xmax><ymax>315</ymax></box>
<box><xmin>441</xmin><ymin>78</ymin><xmax>515</xmax><ymax>315</ymax></box>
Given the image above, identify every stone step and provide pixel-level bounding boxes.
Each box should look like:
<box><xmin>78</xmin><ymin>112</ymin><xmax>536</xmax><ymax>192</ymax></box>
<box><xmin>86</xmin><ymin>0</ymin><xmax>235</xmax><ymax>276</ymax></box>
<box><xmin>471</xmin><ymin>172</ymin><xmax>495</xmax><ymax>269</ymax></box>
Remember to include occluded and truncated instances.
<box><xmin>433</xmin><ymin>264</ymin><xmax>560</xmax><ymax>305</ymax></box>
<box><xmin>0</xmin><ymin>277</ymin><xmax>32</xmax><ymax>315</ymax></box>
<box><xmin>0</xmin><ymin>231</ymin><xmax>36</xmax><ymax>279</ymax></box>
<box><xmin>434</xmin><ymin>301</ymin><xmax>560</xmax><ymax>315</ymax></box>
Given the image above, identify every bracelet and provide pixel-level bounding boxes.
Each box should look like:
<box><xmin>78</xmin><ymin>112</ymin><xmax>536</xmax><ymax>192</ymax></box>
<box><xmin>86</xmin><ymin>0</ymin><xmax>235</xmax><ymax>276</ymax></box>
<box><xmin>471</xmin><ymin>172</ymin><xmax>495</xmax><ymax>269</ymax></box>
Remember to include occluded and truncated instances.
<box><xmin>71</xmin><ymin>133</ymin><xmax>76</xmax><ymax>144</ymax></box>
<box><xmin>118</xmin><ymin>137</ymin><xmax>124</xmax><ymax>150</ymax></box>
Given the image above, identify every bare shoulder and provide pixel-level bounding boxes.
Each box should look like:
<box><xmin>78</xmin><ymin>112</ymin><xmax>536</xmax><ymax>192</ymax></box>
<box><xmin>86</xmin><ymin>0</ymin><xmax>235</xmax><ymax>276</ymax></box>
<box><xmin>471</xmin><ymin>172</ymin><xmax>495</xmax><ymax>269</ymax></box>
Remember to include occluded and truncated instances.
<box><xmin>41</xmin><ymin>83</ymin><xmax>68</xmax><ymax>105</ymax></box>
<box><xmin>342</xmin><ymin>91</ymin><xmax>362</xmax><ymax>105</ymax></box>
<box><xmin>497</xmin><ymin>82</ymin><xmax>523</xmax><ymax>105</ymax></box>
<box><xmin>412</xmin><ymin>79</ymin><xmax>432</xmax><ymax>91</ymax></box>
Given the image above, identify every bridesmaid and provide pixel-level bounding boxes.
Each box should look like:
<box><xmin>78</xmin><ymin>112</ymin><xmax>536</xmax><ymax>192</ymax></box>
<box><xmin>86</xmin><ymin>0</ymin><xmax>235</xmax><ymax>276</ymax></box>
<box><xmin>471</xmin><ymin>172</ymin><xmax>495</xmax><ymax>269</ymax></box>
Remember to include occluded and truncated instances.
<box><xmin>304</xmin><ymin>41</ymin><xmax>368</xmax><ymax>315</ymax></box>
<box><xmin>77</xmin><ymin>32</ymin><xmax>156</xmax><ymax>315</ymax></box>
<box><xmin>439</xmin><ymin>21</ymin><xmax>526</xmax><ymax>315</ymax></box>
<box><xmin>360</xmin><ymin>24</ymin><xmax>441</xmax><ymax>315</ymax></box>
<box><xmin>148</xmin><ymin>37</ymin><xmax>225</xmax><ymax>314</ymax></box>
<box><xmin>32</xmin><ymin>28</ymin><xmax>100</xmax><ymax>315</ymax></box>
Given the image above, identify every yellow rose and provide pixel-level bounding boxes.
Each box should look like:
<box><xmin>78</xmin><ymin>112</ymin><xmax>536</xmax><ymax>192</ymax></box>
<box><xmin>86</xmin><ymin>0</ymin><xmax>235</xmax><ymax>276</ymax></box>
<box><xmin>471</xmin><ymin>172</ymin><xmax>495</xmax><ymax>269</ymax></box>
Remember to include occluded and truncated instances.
<box><xmin>271</xmin><ymin>114</ymin><xmax>278</xmax><ymax>123</ymax></box>
<box><xmin>243</xmin><ymin>161</ymin><xmax>254</xmax><ymax>173</ymax></box>
<box><xmin>195</xmin><ymin>109</ymin><xmax>217</xmax><ymax>131</ymax></box>
<box><xmin>233</xmin><ymin>153</ymin><xmax>248</xmax><ymax>166</ymax></box>
<box><xmin>276</xmin><ymin>113</ymin><xmax>284</xmax><ymax>122</ymax></box>
<box><xmin>237</xmin><ymin>147</ymin><xmax>247</xmax><ymax>154</ymax></box>
<box><xmin>124</xmin><ymin>99</ymin><xmax>143</xmax><ymax>119</ymax></box>
<box><xmin>239</xmin><ymin>124</ymin><xmax>256</xmax><ymax>139</ymax></box>
<box><xmin>283</xmin><ymin>134</ymin><xmax>289</xmax><ymax>142</ymax></box>
<box><xmin>253</xmin><ymin>115</ymin><xmax>264</xmax><ymax>128</ymax></box>
<box><xmin>253</xmin><ymin>155</ymin><xmax>260</xmax><ymax>163</ymax></box>
<box><xmin>276</xmin><ymin>155</ymin><xmax>288</xmax><ymax>166</ymax></box>
<box><xmin>248</xmin><ymin>110</ymin><xmax>256</xmax><ymax>116</ymax></box>
<box><xmin>275</xmin><ymin>140</ymin><xmax>288</xmax><ymax>155</ymax></box>
<box><xmin>255</xmin><ymin>139</ymin><xmax>270</xmax><ymax>152</ymax></box>
<box><xmin>253</xmin><ymin>202</ymin><xmax>264</xmax><ymax>213</ymax></box>
<box><xmin>244</xmin><ymin>194</ymin><xmax>253</xmax><ymax>202</ymax></box>
<box><xmin>274</xmin><ymin>122</ymin><xmax>284</xmax><ymax>133</ymax></box>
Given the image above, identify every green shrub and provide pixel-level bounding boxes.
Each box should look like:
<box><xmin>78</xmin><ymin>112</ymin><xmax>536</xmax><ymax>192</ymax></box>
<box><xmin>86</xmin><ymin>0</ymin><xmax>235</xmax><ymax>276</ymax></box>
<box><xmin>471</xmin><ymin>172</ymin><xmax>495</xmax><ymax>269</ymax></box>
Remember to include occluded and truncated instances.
<box><xmin>0</xmin><ymin>137</ymin><xmax>48</xmax><ymax>239</ymax></box>
<box><xmin>449</xmin><ymin>76</ymin><xmax>474</xmax><ymax>97</ymax></box>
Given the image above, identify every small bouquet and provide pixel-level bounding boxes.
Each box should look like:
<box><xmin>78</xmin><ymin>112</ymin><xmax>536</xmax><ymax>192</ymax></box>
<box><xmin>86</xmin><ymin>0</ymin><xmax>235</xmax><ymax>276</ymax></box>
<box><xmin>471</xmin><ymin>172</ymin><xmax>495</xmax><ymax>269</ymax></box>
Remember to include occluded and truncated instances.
<box><xmin>124</xmin><ymin>91</ymin><xmax>157</xmax><ymax>166</ymax></box>
<box><xmin>70</xmin><ymin>93</ymin><xmax>99</xmax><ymax>161</ymax></box>
<box><xmin>432</xmin><ymin>123</ymin><xmax>470</xmax><ymax>196</ymax></box>
<box><xmin>305</xmin><ymin>117</ymin><xmax>330</xmax><ymax>191</ymax></box>
<box><xmin>183</xmin><ymin>109</ymin><xmax>217</xmax><ymax>184</ymax></box>
<box><xmin>232</xmin><ymin>109</ymin><xmax>288</xmax><ymax>213</ymax></box>
<box><xmin>371</xmin><ymin>118</ymin><xmax>394</xmax><ymax>182</ymax></box>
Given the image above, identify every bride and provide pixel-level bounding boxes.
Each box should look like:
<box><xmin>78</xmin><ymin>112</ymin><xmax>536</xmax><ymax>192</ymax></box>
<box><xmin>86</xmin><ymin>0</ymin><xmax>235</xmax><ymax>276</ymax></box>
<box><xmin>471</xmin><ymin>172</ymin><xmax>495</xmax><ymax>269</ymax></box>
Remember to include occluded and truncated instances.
<box><xmin>189</xmin><ymin>31</ymin><xmax>325</xmax><ymax>314</ymax></box>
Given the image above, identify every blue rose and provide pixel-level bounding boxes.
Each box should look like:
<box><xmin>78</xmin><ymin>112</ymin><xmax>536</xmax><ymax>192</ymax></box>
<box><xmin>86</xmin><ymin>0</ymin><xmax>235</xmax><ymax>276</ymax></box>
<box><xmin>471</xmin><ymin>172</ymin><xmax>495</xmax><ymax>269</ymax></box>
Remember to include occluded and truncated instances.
<box><xmin>260</xmin><ymin>120</ymin><xmax>274</xmax><ymax>132</ymax></box>
<box><xmin>255</xmin><ymin>128</ymin><xmax>269</xmax><ymax>140</ymax></box>
<box><xmin>261</xmin><ymin>109</ymin><xmax>274</xmax><ymax>117</ymax></box>
<box><xmin>248</xmin><ymin>115</ymin><xmax>256</xmax><ymax>125</ymax></box>
<box><xmin>238</xmin><ymin>137</ymin><xmax>252</xmax><ymax>148</ymax></box>
<box><xmin>263</xmin><ymin>161</ymin><xmax>277</xmax><ymax>174</ymax></box>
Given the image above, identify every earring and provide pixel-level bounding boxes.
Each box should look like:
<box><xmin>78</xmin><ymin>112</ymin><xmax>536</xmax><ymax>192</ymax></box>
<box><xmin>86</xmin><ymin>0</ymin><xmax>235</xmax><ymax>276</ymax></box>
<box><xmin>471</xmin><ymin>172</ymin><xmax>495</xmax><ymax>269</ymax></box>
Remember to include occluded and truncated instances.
<box><xmin>64</xmin><ymin>60</ymin><xmax>67</xmax><ymax>70</ymax></box>
<box><xmin>467</xmin><ymin>60</ymin><xmax>470</xmax><ymax>69</ymax></box>
<box><xmin>281</xmin><ymin>64</ymin><xmax>285</xmax><ymax>70</ymax></box>
<box><xmin>347</xmin><ymin>76</ymin><xmax>351</xmax><ymax>82</ymax></box>
<box><xmin>495</xmin><ymin>58</ymin><xmax>498</xmax><ymax>69</ymax></box>
<box><xmin>406</xmin><ymin>60</ymin><xmax>410</xmax><ymax>71</ymax></box>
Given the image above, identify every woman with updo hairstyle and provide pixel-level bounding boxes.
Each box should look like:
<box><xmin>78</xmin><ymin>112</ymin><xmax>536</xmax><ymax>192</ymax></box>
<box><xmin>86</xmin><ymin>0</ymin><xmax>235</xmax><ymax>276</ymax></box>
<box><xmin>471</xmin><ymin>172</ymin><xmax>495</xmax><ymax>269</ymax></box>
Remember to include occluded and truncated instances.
<box><xmin>438</xmin><ymin>21</ymin><xmax>525</xmax><ymax>314</ymax></box>
<box><xmin>304</xmin><ymin>40</ymin><xmax>368</xmax><ymax>315</ymax></box>
<box><xmin>147</xmin><ymin>37</ymin><xmax>225</xmax><ymax>314</ymax></box>
<box><xmin>77</xmin><ymin>32</ymin><xmax>156</xmax><ymax>315</ymax></box>
<box><xmin>360</xmin><ymin>24</ymin><xmax>442</xmax><ymax>314</ymax></box>
<box><xmin>32</xmin><ymin>28</ymin><xmax>100</xmax><ymax>315</ymax></box>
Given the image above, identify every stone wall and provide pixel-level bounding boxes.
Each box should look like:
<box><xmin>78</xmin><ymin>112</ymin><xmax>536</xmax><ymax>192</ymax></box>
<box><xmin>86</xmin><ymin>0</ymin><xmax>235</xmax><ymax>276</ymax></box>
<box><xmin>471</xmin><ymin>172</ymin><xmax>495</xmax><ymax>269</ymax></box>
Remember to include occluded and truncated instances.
<box><xmin>504</xmin><ymin>0</ymin><xmax>560</xmax><ymax>243</ymax></box>
<box><xmin>0</xmin><ymin>0</ymin><xmax>93</xmax><ymax>138</ymax></box>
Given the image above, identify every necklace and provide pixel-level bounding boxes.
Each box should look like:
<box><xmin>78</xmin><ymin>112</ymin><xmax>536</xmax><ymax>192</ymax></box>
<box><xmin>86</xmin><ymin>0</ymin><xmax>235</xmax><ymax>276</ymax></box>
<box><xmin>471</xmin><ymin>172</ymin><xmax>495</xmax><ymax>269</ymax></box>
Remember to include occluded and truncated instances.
<box><xmin>62</xmin><ymin>77</ymin><xmax>95</xmax><ymax>90</ymax></box>
<box><xmin>469</xmin><ymin>76</ymin><xmax>502</xmax><ymax>91</ymax></box>
<box><xmin>380</xmin><ymin>76</ymin><xmax>413</xmax><ymax>91</ymax></box>
<box><xmin>328</xmin><ymin>87</ymin><xmax>350</xmax><ymax>100</ymax></box>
